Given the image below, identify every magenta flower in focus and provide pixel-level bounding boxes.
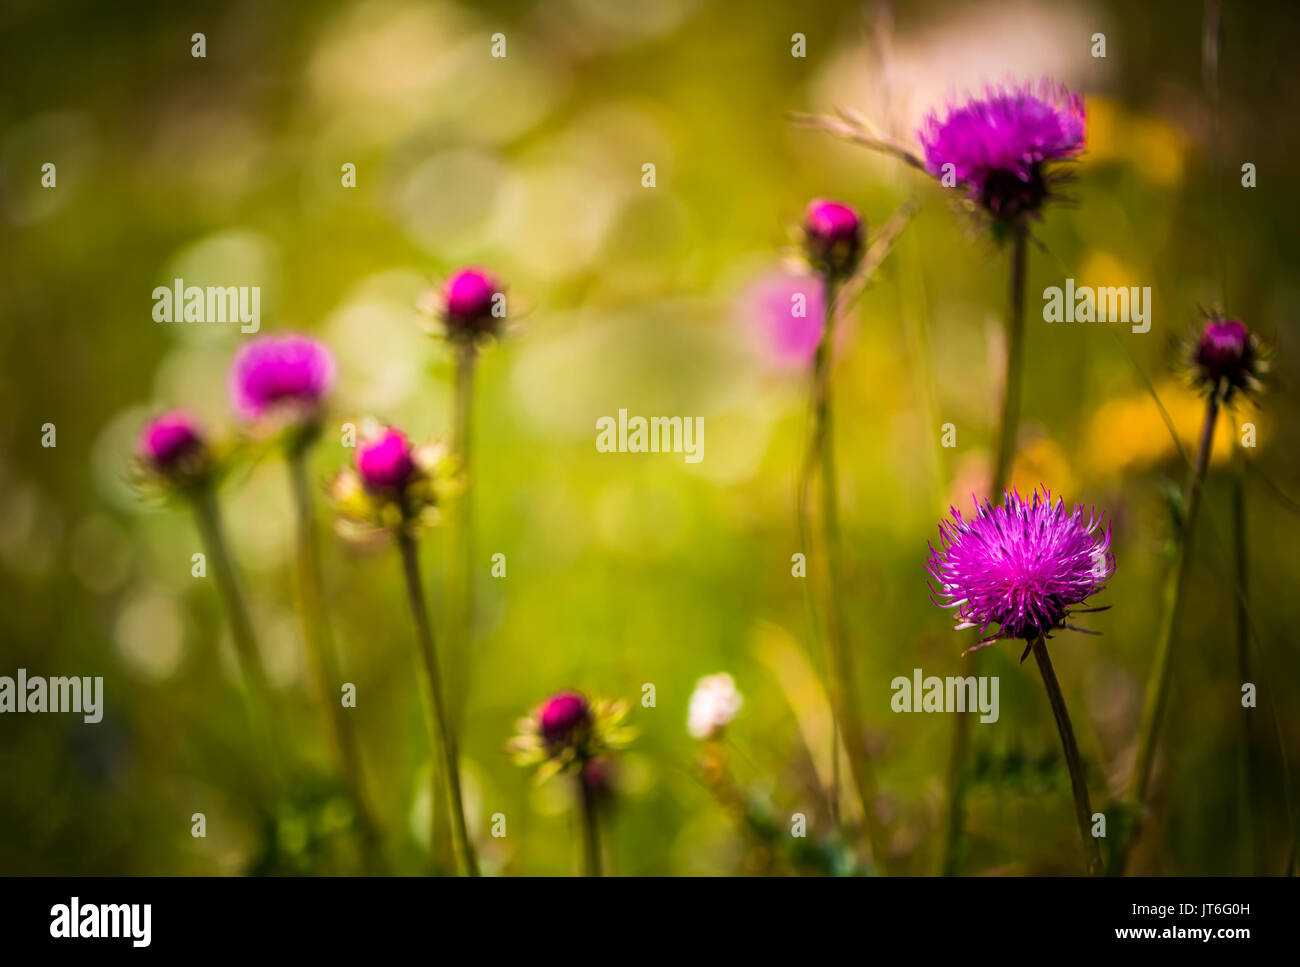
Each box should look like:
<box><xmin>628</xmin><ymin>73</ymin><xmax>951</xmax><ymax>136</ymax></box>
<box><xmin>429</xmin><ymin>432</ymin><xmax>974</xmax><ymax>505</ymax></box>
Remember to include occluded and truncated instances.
<box><xmin>228</xmin><ymin>334</ymin><xmax>335</xmax><ymax>421</ymax></box>
<box><xmin>356</xmin><ymin>428</ymin><xmax>418</xmax><ymax>495</ymax></box>
<box><xmin>803</xmin><ymin>199</ymin><xmax>863</xmax><ymax>278</ymax></box>
<box><xmin>1190</xmin><ymin>317</ymin><xmax>1263</xmax><ymax>402</ymax></box>
<box><xmin>919</xmin><ymin>80</ymin><xmax>1085</xmax><ymax>221</ymax></box>
<box><xmin>926</xmin><ymin>488</ymin><xmax>1113</xmax><ymax>651</ymax></box>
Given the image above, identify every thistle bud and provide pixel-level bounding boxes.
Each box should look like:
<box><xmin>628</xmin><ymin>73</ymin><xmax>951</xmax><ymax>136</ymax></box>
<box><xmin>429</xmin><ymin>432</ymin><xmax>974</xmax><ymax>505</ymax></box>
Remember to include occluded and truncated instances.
<box><xmin>803</xmin><ymin>199</ymin><xmax>863</xmax><ymax>278</ymax></box>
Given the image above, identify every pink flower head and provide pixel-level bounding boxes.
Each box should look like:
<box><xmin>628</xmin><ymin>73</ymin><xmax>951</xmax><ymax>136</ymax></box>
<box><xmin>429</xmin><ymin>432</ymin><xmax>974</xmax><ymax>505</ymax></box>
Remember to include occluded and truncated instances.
<box><xmin>803</xmin><ymin>199</ymin><xmax>863</xmax><ymax>277</ymax></box>
<box><xmin>919</xmin><ymin>80</ymin><xmax>1085</xmax><ymax>221</ymax></box>
<box><xmin>228</xmin><ymin>334</ymin><xmax>335</xmax><ymax>421</ymax></box>
<box><xmin>745</xmin><ymin>272</ymin><xmax>827</xmax><ymax>370</ymax></box>
<box><xmin>926</xmin><ymin>488</ymin><xmax>1113</xmax><ymax>649</ymax></box>
<box><xmin>509</xmin><ymin>692</ymin><xmax>634</xmax><ymax>777</ymax></box>
<box><xmin>539</xmin><ymin>691</ymin><xmax>592</xmax><ymax>749</ymax></box>
<box><xmin>442</xmin><ymin>268</ymin><xmax>504</xmax><ymax>340</ymax></box>
<box><xmin>355</xmin><ymin>427</ymin><xmax>418</xmax><ymax>495</ymax></box>
<box><xmin>138</xmin><ymin>411</ymin><xmax>205</xmax><ymax>470</ymax></box>
<box><xmin>1193</xmin><ymin>317</ymin><xmax>1260</xmax><ymax>401</ymax></box>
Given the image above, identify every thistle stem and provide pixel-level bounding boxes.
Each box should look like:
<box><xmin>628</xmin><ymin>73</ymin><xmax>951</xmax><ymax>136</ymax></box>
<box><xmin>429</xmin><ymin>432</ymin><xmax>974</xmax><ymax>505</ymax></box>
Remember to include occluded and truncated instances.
<box><xmin>449</xmin><ymin>342</ymin><xmax>477</xmax><ymax>727</ymax></box>
<box><xmin>938</xmin><ymin>221</ymin><xmax>1029</xmax><ymax>875</ymax></box>
<box><xmin>991</xmin><ymin>222</ymin><xmax>1030</xmax><ymax>501</ymax></box>
<box><xmin>190</xmin><ymin>485</ymin><xmax>284</xmax><ymax>788</ymax></box>
<box><xmin>1231</xmin><ymin>444</ymin><xmax>1256</xmax><ymax>874</ymax></box>
<box><xmin>397</xmin><ymin>531</ymin><xmax>479</xmax><ymax>877</ymax></box>
<box><xmin>287</xmin><ymin>449</ymin><xmax>384</xmax><ymax>872</ymax></box>
<box><xmin>809</xmin><ymin>273</ymin><xmax>890</xmax><ymax>871</ymax></box>
<box><xmin>1031</xmin><ymin>636</ymin><xmax>1102</xmax><ymax>875</ymax></box>
<box><xmin>1127</xmin><ymin>395</ymin><xmax>1220</xmax><ymax>804</ymax></box>
<box><xmin>578</xmin><ymin>762</ymin><xmax>602</xmax><ymax>877</ymax></box>
<box><xmin>796</xmin><ymin>367</ymin><xmax>837</xmax><ymax>825</ymax></box>
<box><xmin>1109</xmin><ymin>393</ymin><xmax>1220</xmax><ymax>875</ymax></box>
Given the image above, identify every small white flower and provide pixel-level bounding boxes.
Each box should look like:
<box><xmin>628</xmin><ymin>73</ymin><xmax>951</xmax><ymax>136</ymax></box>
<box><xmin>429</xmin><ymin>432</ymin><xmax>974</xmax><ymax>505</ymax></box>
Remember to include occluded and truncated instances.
<box><xmin>687</xmin><ymin>673</ymin><xmax>743</xmax><ymax>740</ymax></box>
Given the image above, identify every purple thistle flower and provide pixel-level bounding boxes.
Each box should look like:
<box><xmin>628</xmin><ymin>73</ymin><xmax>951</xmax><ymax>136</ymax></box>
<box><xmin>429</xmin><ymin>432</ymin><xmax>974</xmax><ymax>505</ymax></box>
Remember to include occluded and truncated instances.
<box><xmin>919</xmin><ymin>80</ymin><xmax>1085</xmax><ymax>221</ymax></box>
<box><xmin>228</xmin><ymin>334</ymin><xmax>335</xmax><ymax>421</ymax></box>
<box><xmin>355</xmin><ymin>427</ymin><xmax>418</xmax><ymax>495</ymax></box>
<box><xmin>926</xmin><ymin>488</ymin><xmax>1113</xmax><ymax>650</ymax></box>
<box><xmin>138</xmin><ymin>411</ymin><xmax>204</xmax><ymax>468</ymax></box>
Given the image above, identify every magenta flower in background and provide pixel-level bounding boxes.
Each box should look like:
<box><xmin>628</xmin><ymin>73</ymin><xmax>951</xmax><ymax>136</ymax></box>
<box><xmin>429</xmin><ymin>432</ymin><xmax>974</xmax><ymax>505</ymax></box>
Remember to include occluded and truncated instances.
<box><xmin>744</xmin><ymin>272</ymin><xmax>827</xmax><ymax>370</ymax></box>
<box><xmin>539</xmin><ymin>691</ymin><xmax>592</xmax><ymax>749</ymax></box>
<box><xmin>926</xmin><ymin>488</ymin><xmax>1113</xmax><ymax>650</ymax></box>
<box><xmin>1191</xmin><ymin>317</ymin><xmax>1263</xmax><ymax>401</ymax></box>
<box><xmin>441</xmin><ymin>267</ymin><xmax>504</xmax><ymax>341</ymax></box>
<box><xmin>919</xmin><ymin>80</ymin><xmax>1085</xmax><ymax>221</ymax></box>
<box><xmin>580</xmin><ymin>755</ymin><xmax>618</xmax><ymax>802</ymax></box>
<box><xmin>355</xmin><ymin>427</ymin><xmax>418</xmax><ymax>495</ymax></box>
<box><xmin>803</xmin><ymin>198</ymin><xmax>863</xmax><ymax>278</ymax></box>
<box><xmin>137</xmin><ymin>411</ymin><xmax>204</xmax><ymax>470</ymax></box>
<box><xmin>228</xmin><ymin>334</ymin><xmax>335</xmax><ymax>421</ymax></box>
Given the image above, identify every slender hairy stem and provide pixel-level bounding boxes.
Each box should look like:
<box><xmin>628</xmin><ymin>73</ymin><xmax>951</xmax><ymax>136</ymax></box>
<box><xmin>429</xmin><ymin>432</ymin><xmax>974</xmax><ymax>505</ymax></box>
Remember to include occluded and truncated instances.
<box><xmin>190</xmin><ymin>486</ymin><xmax>283</xmax><ymax>786</ymax></box>
<box><xmin>1130</xmin><ymin>394</ymin><xmax>1220</xmax><ymax>803</ymax></box>
<box><xmin>1231</xmin><ymin>446</ymin><xmax>1256</xmax><ymax>874</ymax></box>
<box><xmin>796</xmin><ymin>355</ymin><xmax>838</xmax><ymax>826</ymax></box>
<box><xmin>937</xmin><ymin>695</ymin><xmax>972</xmax><ymax>875</ymax></box>
<box><xmin>809</xmin><ymin>274</ymin><xmax>891</xmax><ymax>871</ymax></box>
<box><xmin>288</xmin><ymin>449</ymin><xmax>384</xmax><ymax>872</ymax></box>
<box><xmin>578</xmin><ymin>762</ymin><xmax>602</xmax><ymax>877</ymax></box>
<box><xmin>938</xmin><ymin>222</ymin><xmax>1029</xmax><ymax>874</ymax></box>
<box><xmin>396</xmin><ymin>532</ymin><xmax>479</xmax><ymax>876</ymax></box>
<box><xmin>1115</xmin><ymin>393</ymin><xmax>1220</xmax><ymax>872</ymax></box>
<box><xmin>991</xmin><ymin>222</ymin><xmax>1030</xmax><ymax>500</ymax></box>
<box><xmin>1031</xmin><ymin>636</ymin><xmax>1102</xmax><ymax>875</ymax></box>
<box><xmin>450</xmin><ymin>342</ymin><xmax>477</xmax><ymax>727</ymax></box>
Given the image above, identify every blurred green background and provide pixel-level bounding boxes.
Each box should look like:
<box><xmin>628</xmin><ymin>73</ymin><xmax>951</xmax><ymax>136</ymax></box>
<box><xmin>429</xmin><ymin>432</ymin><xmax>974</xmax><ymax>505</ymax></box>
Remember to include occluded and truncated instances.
<box><xmin>1</xmin><ymin>0</ymin><xmax>1298</xmax><ymax>875</ymax></box>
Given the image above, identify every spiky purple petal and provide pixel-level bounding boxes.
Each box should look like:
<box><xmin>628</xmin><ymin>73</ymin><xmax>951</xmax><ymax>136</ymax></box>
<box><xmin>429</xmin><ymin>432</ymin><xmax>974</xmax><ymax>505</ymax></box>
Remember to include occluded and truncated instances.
<box><xmin>918</xmin><ymin>80</ymin><xmax>1085</xmax><ymax>219</ymax></box>
<box><xmin>926</xmin><ymin>488</ymin><xmax>1113</xmax><ymax>643</ymax></box>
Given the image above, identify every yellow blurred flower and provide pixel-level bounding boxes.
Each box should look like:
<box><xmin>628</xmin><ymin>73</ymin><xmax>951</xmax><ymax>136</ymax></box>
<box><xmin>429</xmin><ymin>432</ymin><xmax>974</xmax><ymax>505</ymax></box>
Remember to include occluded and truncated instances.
<box><xmin>1085</xmin><ymin>380</ymin><xmax>1261</xmax><ymax>477</ymax></box>
<box><xmin>1085</xmin><ymin>96</ymin><xmax>1187</xmax><ymax>187</ymax></box>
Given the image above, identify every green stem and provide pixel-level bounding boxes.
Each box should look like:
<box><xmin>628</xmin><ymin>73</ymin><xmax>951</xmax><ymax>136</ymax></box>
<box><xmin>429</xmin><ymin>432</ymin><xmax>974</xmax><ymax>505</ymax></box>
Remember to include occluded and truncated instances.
<box><xmin>991</xmin><ymin>222</ymin><xmax>1029</xmax><ymax>501</ymax></box>
<box><xmin>1231</xmin><ymin>446</ymin><xmax>1256</xmax><ymax>874</ymax></box>
<box><xmin>288</xmin><ymin>449</ymin><xmax>384</xmax><ymax>872</ymax></box>
<box><xmin>796</xmin><ymin>352</ymin><xmax>837</xmax><ymax>827</ymax></box>
<box><xmin>578</xmin><ymin>762</ymin><xmax>602</xmax><ymax>877</ymax></box>
<box><xmin>938</xmin><ymin>222</ymin><xmax>1028</xmax><ymax>875</ymax></box>
<box><xmin>397</xmin><ymin>531</ymin><xmax>479</xmax><ymax>877</ymax></box>
<box><xmin>810</xmin><ymin>273</ymin><xmax>891</xmax><ymax>871</ymax></box>
<box><xmin>190</xmin><ymin>485</ymin><xmax>284</xmax><ymax>788</ymax></box>
<box><xmin>1117</xmin><ymin>392</ymin><xmax>1220</xmax><ymax>871</ymax></box>
<box><xmin>1031</xmin><ymin>636</ymin><xmax>1102</xmax><ymax>875</ymax></box>
<box><xmin>449</xmin><ymin>343</ymin><xmax>476</xmax><ymax>728</ymax></box>
<box><xmin>1130</xmin><ymin>394</ymin><xmax>1219</xmax><ymax>801</ymax></box>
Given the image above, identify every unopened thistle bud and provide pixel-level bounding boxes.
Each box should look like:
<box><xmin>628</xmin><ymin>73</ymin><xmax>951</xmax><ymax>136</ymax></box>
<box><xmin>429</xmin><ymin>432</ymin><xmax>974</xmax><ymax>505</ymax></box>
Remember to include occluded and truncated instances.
<box><xmin>802</xmin><ymin>199</ymin><xmax>863</xmax><ymax>279</ymax></box>
<box><xmin>136</xmin><ymin>411</ymin><xmax>211</xmax><ymax>488</ymax></box>
<box><xmin>440</xmin><ymin>268</ymin><xmax>505</xmax><ymax>343</ymax></box>
<box><xmin>1189</xmin><ymin>316</ymin><xmax>1265</xmax><ymax>403</ymax></box>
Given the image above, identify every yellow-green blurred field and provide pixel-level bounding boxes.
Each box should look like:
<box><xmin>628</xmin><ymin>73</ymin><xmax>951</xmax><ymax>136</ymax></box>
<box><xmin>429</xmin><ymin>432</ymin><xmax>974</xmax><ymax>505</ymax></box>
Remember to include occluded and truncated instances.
<box><xmin>1</xmin><ymin>0</ymin><xmax>1298</xmax><ymax>875</ymax></box>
